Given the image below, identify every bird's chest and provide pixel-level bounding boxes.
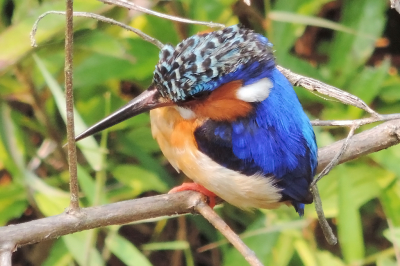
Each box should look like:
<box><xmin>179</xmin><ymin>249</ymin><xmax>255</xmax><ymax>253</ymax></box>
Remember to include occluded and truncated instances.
<box><xmin>149</xmin><ymin>107</ymin><xmax>282</xmax><ymax>209</ymax></box>
<box><xmin>149</xmin><ymin>107</ymin><xmax>203</xmax><ymax>176</ymax></box>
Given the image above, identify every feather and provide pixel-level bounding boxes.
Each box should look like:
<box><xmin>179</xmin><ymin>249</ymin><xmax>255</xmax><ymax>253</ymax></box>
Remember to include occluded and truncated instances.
<box><xmin>194</xmin><ymin>68</ymin><xmax>317</xmax><ymax>215</ymax></box>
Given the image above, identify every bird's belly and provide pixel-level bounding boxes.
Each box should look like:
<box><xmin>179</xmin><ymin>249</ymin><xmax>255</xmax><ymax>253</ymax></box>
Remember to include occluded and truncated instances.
<box><xmin>150</xmin><ymin>107</ymin><xmax>282</xmax><ymax>209</ymax></box>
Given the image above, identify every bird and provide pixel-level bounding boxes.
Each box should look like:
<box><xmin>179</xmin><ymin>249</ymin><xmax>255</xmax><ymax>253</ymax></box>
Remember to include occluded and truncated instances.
<box><xmin>75</xmin><ymin>25</ymin><xmax>318</xmax><ymax>216</ymax></box>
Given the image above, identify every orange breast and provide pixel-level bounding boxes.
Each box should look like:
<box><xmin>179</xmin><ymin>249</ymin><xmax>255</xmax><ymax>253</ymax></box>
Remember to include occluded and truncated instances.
<box><xmin>149</xmin><ymin>106</ymin><xmax>283</xmax><ymax>210</ymax></box>
<box><xmin>149</xmin><ymin>107</ymin><xmax>202</xmax><ymax>172</ymax></box>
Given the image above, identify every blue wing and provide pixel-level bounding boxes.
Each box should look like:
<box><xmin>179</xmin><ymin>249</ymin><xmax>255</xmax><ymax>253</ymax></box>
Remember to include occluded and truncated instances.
<box><xmin>194</xmin><ymin>68</ymin><xmax>317</xmax><ymax>215</ymax></box>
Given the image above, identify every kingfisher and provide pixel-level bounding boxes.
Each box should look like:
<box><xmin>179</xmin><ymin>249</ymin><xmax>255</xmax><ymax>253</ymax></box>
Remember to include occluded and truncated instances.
<box><xmin>75</xmin><ymin>25</ymin><xmax>317</xmax><ymax>216</ymax></box>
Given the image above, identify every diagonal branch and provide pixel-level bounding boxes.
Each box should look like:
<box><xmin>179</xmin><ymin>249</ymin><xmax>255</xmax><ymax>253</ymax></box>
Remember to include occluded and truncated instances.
<box><xmin>0</xmin><ymin>119</ymin><xmax>399</xmax><ymax>251</ymax></box>
<box><xmin>276</xmin><ymin>65</ymin><xmax>379</xmax><ymax>117</ymax></box>
<box><xmin>196</xmin><ymin>200</ymin><xmax>263</xmax><ymax>266</ymax></box>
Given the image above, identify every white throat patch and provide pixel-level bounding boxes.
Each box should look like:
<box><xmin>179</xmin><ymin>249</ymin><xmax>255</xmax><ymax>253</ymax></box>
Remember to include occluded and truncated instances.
<box><xmin>175</xmin><ymin>106</ymin><xmax>196</xmax><ymax>120</ymax></box>
<box><xmin>236</xmin><ymin>78</ymin><xmax>273</xmax><ymax>102</ymax></box>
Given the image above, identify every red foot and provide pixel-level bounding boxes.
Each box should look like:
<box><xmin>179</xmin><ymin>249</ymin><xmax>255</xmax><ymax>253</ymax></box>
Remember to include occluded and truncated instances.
<box><xmin>169</xmin><ymin>182</ymin><xmax>217</xmax><ymax>208</ymax></box>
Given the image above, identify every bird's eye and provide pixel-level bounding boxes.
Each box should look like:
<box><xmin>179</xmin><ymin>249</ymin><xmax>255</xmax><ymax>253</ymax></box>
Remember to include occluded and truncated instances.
<box><xmin>186</xmin><ymin>91</ymin><xmax>211</xmax><ymax>101</ymax></box>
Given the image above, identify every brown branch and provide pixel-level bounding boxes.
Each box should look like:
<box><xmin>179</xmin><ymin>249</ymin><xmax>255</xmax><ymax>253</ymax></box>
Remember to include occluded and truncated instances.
<box><xmin>277</xmin><ymin>65</ymin><xmax>379</xmax><ymax>117</ymax></box>
<box><xmin>317</xmin><ymin>119</ymin><xmax>400</xmax><ymax>172</ymax></box>
<box><xmin>65</xmin><ymin>0</ymin><xmax>80</xmax><ymax>211</ymax></box>
<box><xmin>0</xmin><ymin>242</ymin><xmax>13</xmax><ymax>266</ymax></box>
<box><xmin>0</xmin><ymin>119</ymin><xmax>399</xmax><ymax>251</ymax></box>
<box><xmin>0</xmin><ymin>192</ymin><xmax>201</xmax><ymax>249</ymax></box>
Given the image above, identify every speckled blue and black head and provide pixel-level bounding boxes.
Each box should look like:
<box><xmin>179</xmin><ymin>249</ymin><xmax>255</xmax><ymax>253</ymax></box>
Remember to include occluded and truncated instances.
<box><xmin>74</xmin><ymin>24</ymin><xmax>277</xmax><ymax>141</ymax></box>
<box><xmin>153</xmin><ymin>25</ymin><xmax>275</xmax><ymax>102</ymax></box>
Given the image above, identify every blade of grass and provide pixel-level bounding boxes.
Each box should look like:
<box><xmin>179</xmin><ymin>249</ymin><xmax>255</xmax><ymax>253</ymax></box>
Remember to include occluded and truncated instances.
<box><xmin>106</xmin><ymin>228</ymin><xmax>153</xmax><ymax>266</ymax></box>
<box><xmin>33</xmin><ymin>54</ymin><xmax>103</xmax><ymax>171</ymax></box>
<box><xmin>269</xmin><ymin>11</ymin><xmax>367</xmax><ymax>37</ymax></box>
<box><xmin>337</xmin><ymin>165</ymin><xmax>365</xmax><ymax>263</ymax></box>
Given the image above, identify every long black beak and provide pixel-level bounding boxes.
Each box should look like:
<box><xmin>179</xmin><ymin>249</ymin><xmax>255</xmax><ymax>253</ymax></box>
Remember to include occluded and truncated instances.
<box><xmin>75</xmin><ymin>85</ymin><xmax>171</xmax><ymax>142</ymax></box>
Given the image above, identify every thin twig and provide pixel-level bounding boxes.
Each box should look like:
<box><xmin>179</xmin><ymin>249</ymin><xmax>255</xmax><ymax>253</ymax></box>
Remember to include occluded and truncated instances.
<box><xmin>99</xmin><ymin>0</ymin><xmax>225</xmax><ymax>28</ymax></box>
<box><xmin>195</xmin><ymin>200</ymin><xmax>264</xmax><ymax>266</ymax></box>
<box><xmin>65</xmin><ymin>0</ymin><xmax>80</xmax><ymax>212</ymax></box>
<box><xmin>311</xmin><ymin>113</ymin><xmax>400</xmax><ymax>127</ymax></box>
<box><xmin>316</xmin><ymin>119</ymin><xmax>400</xmax><ymax>172</ymax></box>
<box><xmin>277</xmin><ymin>65</ymin><xmax>379</xmax><ymax>117</ymax></box>
<box><xmin>30</xmin><ymin>11</ymin><xmax>164</xmax><ymax>49</ymax></box>
<box><xmin>311</xmin><ymin>124</ymin><xmax>360</xmax><ymax>245</ymax></box>
<box><xmin>311</xmin><ymin>185</ymin><xmax>337</xmax><ymax>245</ymax></box>
<box><xmin>312</xmin><ymin>124</ymin><xmax>359</xmax><ymax>186</ymax></box>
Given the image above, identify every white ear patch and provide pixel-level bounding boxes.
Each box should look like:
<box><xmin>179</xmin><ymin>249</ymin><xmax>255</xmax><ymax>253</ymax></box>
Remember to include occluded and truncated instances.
<box><xmin>236</xmin><ymin>78</ymin><xmax>273</xmax><ymax>102</ymax></box>
<box><xmin>175</xmin><ymin>106</ymin><xmax>196</xmax><ymax>120</ymax></box>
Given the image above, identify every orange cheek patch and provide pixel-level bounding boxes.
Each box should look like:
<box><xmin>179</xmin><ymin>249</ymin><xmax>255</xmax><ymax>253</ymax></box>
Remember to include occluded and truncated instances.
<box><xmin>170</xmin><ymin>118</ymin><xmax>201</xmax><ymax>149</ymax></box>
<box><xmin>192</xmin><ymin>81</ymin><xmax>253</xmax><ymax>121</ymax></box>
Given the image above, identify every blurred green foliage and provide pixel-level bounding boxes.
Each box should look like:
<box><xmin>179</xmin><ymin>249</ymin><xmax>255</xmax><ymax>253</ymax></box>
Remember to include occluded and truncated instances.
<box><xmin>1</xmin><ymin>0</ymin><xmax>400</xmax><ymax>265</ymax></box>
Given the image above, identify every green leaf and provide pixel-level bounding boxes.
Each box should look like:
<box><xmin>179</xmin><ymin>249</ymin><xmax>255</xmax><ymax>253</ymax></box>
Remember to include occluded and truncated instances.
<box><xmin>223</xmin><ymin>216</ymin><xmax>279</xmax><ymax>266</ymax></box>
<box><xmin>270</xmin><ymin>0</ymin><xmax>307</xmax><ymax>59</ymax></box>
<box><xmin>77</xmin><ymin>165</ymin><xmax>108</xmax><ymax>206</ymax></box>
<box><xmin>380</xmin><ymin>185</ymin><xmax>400</xmax><ymax>227</ymax></box>
<box><xmin>43</xmin><ymin>239</ymin><xmax>73</xmax><ymax>266</ymax></box>
<box><xmin>316</xmin><ymin>251</ymin><xmax>345</xmax><ymax>266</ymax></box>
<box><xmin>125</xmin><ymin>127</ymin><xmax>160</xmax><ymax>153</ymax></box>
<box><xmin>377</xmin><ymin>256</ymin><xmax>398</xmax><ymax>266</ymax></box>
<box><xmin>0</xmin><ymin>102</ymin><xmax>25</xmax><ymax>174</ymax></box>
<box><xmin>142</xmin><ymin>240</ymin><xmax>194</xmax><ymax>266</ymax></box>
<box><xmin>327</xmin><ymin>0</ymin><xmax>386</xmax><ymax>86</ymax></box>
<box><xmin>0</xmin><ymin>101</ymin><xmax>68</xmax><ymax>201</ymax></box>
<box><xmin>0</xmin><ymin>0</ymin><xmax>107</xmax><ymax>71</ymax></box>
<box><xmin>269</xmin><ymin>11</ymin><xmax>358</xmax><ymax>35</ymax></box>
<box><xmin>117</xmin><ymin>134</ymin><xmax>175</xmax><ymax>187</ymax></box>
<box><xmin>383</xmin><ymin>227</ymin><xmax>400</xmax><ymax>247</ymax></box>
<box><xmin>112</xmin><ymin>164</ymin><xmax>168</xmax><ymax>197</ymax></box>
<box><xmin>371</xmin><ymin>146</ymin><xmax>400</xmax><ymax>180</ymax></box>
<box><xmin>33</xmin><ymin>54</ymin><xmax>103</xmax><ymax>171</ymax></box>
<box><xmin>106</xmin><ymin>233</ymin><xmax>153</xmax><ymax>266</ymax></box>
<box><xmin>379</xmin><ymin>75</ymin><xmax>400</xmax><ymax>104</ymax></box>
<box><xmin>294</xmin><ymin>238</ymin><xmax>318</xmax><ymax>266</ymax></box>
<box><xmin>346</xmin><ymin>59</ymin><xmax>390</xmax><ymax>117</ymax></box>
<box><xmin>62</xmin><ymin>232</ymin><xmax>105</xmax><ymax>266</ymax></box>
<box><xmin>34</xmin><ymin>192</ymin><xmax>70</xmax><ymax>216</ymax></box>
<box><xmin>74</xmin><ymin>30</ymin><xmax>126</xmax><ymax>58</ymax></box>
<box><xmin>314</xmin><ymin>163</ymin><xmax>386</xmax><ymax>218</ymax></box>
<box><xmin>142</xmin><ymin>241</ymin><xmax>189</xmax><ymax>251</ymax></box>
<box><xmin>337</xmin><ymin>165</ymin><xmax>365</xmax><ymax>263</ymax></box>
<box><xmin>270</xmin><ymin>233</ymin><xmax>295</xmax><ymax>266</ymax></box>
<box><xmin>0</xmin><ymin>183</ymin><xmax>28</xmax><ymax>226</ymax></box>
